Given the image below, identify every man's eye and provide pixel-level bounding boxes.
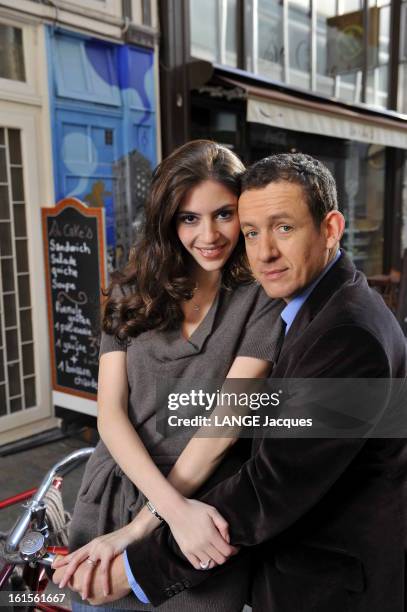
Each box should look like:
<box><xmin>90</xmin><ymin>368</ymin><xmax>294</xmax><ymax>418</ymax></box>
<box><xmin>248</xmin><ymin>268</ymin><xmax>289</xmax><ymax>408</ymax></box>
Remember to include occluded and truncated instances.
<box><xmin>278</xmin><ymin>225</ymin><xmax>293</xmax><ymax>233</ymax></box>
<box><xmin>244</xmin><ymin>230</ymin><xmax>258</xmax><ymax>239</ymax></box>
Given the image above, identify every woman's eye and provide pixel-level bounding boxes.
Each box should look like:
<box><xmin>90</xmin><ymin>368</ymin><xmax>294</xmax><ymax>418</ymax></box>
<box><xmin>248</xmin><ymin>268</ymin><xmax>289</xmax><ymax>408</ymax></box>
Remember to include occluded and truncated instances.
<box><xmin>180</xmin><ymin>214</ymin><xmax>197</xmax><ymax>224</ymax></box>
<box><xmin>216</xmin><ymin>210</ymin><xmax>233</xmax><ymax>220</ymax></box>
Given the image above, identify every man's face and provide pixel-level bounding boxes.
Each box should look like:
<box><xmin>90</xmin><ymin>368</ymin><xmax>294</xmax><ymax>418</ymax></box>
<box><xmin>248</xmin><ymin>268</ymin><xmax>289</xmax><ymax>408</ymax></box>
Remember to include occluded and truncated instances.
<box><xmin>239</xmin><ymin>181</ymin><xmax>333</xmax><ymax>301</ymax></box>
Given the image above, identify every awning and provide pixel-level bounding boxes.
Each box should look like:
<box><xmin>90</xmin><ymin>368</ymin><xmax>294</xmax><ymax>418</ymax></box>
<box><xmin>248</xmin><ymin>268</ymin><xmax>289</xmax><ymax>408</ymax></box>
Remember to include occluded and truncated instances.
<box><xmin>220</xmin><ymin>75</ymin><xmax>407</xmax><ymax>150</ymax></box>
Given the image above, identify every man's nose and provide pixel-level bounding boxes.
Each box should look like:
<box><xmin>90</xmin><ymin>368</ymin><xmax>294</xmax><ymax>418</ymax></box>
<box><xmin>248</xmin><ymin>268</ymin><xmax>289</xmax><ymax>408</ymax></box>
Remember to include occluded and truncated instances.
<box><xmin>257</xmin><ymin>234</ymin><xmax>279</xmax><ymax>262</ymax></box>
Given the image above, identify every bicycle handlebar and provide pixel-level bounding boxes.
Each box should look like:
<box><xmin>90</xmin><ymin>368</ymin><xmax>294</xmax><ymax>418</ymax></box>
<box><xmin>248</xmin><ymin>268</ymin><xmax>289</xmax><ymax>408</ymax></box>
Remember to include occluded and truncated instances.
<box><xmin>5</xmin><ymin>447</ymin><xmax>94</xmax><ymax>554</ymax></box>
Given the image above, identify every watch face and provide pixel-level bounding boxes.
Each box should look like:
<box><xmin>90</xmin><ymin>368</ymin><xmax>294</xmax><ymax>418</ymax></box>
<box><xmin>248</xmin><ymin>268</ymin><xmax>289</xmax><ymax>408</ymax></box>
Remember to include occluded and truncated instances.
<box><xmin>19</xmin><ymin>531</ymin><xmax>45</xmax><ymax>557</ymax></box>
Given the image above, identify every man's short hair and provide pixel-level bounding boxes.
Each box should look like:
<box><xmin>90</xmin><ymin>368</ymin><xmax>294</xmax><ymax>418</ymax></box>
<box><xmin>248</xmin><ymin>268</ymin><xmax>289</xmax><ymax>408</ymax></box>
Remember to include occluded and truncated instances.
<box><xmin>241</xmin><ymin>153</ymin><xmax>338</xmax><ymax>226</ymax></box>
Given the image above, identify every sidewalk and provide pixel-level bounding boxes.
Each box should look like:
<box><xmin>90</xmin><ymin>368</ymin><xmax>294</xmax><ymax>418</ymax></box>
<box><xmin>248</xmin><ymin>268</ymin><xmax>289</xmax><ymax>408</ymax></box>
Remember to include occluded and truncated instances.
<box><xmin>0</xmin><ymin>432</ymin><xmax>89</xmax><ymax>534</ymax></box>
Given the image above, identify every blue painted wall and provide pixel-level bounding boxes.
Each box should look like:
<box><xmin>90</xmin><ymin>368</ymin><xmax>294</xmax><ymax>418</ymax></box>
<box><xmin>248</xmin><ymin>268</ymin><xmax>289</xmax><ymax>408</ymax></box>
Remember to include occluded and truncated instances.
<box><xmin>46</xmin><ymin>28</ymin><xmax>157</xmax><ymax>269</ymax></box>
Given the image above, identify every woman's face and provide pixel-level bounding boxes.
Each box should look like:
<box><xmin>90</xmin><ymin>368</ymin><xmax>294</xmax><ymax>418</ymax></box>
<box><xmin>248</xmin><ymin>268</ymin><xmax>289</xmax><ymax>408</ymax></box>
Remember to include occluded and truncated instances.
<box><xmin>176</xmin><ymin>179</ymin><xmax>240</xmax><ymax>274</ymax></box>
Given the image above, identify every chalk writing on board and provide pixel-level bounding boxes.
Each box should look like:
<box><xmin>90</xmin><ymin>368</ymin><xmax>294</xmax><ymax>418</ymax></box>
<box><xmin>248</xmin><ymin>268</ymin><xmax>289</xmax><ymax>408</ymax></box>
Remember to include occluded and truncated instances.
<box><xmin>42</xmin><ymin>199</ymin><xmax>106</xmax><ymax>400</ymax></box>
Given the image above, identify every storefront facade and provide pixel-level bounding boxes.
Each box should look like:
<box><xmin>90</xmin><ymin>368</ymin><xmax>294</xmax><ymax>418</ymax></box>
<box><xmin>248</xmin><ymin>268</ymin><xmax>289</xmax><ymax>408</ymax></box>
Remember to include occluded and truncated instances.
<box><xmin>160</xmin><ymin>0</ymin><xmax>407</xmax><ymax>277</ymax></box>
<box><xmin>0</xmin><ymin>0</ymin><xmax>160</xmax><ymax>442</ymax></box>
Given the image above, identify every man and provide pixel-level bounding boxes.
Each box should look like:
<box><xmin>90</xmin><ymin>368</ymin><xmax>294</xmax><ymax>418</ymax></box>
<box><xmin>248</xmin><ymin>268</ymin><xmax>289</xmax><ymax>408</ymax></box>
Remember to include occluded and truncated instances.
<box><xmin>55</xmin><ymin>154</ymin><xmax>407</xmax><ymax>611</ymax></box>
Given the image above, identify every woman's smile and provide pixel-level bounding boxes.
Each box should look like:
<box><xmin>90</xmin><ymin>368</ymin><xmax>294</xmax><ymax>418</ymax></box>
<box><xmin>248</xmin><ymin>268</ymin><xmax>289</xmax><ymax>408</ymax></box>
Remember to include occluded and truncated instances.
<box><xmin>195</xmin><ymin>244</ymin><xmax>227</xmax><ymax>259</ymax></box>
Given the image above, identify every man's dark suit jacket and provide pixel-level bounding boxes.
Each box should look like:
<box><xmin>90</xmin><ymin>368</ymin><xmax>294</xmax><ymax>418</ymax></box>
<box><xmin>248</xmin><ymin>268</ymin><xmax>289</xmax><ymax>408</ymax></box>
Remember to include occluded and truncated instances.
<box><xmin>127</xmin><ymin>253</ymin><xmax>407</xmax><ymax>612</ymax></box>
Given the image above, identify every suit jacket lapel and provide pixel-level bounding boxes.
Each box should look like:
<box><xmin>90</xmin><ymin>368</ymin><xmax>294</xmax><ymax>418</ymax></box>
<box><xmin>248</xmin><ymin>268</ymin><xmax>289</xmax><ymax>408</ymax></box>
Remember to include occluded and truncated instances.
<box><xmin>277</xmin><ymin>252</ymin><xmax>358</xmax><ymax>363</ymax></box>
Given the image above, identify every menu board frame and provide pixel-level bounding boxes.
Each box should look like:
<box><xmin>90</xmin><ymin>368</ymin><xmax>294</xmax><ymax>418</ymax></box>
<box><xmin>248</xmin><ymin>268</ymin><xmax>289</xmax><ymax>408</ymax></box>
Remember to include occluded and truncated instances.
<box><xmin>41</xmin><ymin>198</ymin><xmax>106</xmax><ymax>401</ymax></box>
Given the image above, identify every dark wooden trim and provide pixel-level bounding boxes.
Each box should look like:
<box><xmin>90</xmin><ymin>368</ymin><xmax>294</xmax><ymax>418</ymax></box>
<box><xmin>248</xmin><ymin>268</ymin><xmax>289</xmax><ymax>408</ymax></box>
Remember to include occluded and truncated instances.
<box><xmin>361</xmin><ymin>0</ymin><xmax>369</xmax><ymax>104</ymax></box>
<box><xmin>396</xmin><ymin>249</ymin><xmax>407</xmax><ymax>332</ymax></box>
<box><xmin>383</xmin><ymin>148</ymin><xmax>404</xmax><ymax>273</ymax></box>
<box><xmin>236</xmin><ymin>0</ymin><xmax>245</xmax><ymax>71</ymax></box>
<box><xmin>158</xmin><ymin>0</ymin><xmax>191</xmax><ymax>156</ymax></box>
<box><xmin>388</xmin><ymin>0</ymin><xmax>402</xmax><ymax>110</ymax></box>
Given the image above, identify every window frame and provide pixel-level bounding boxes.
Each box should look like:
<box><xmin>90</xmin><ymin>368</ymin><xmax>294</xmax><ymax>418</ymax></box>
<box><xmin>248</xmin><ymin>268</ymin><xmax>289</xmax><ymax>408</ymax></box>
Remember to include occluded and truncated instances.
<box><xmin>0</xmin><ymin>17</ymin><xmax>38</xmax><ymax>101</ymax></box>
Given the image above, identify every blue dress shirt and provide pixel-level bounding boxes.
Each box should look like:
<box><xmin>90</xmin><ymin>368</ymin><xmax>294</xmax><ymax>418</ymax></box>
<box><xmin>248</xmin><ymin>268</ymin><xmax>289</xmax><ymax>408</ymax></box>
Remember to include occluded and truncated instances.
<box><xmin>123</xmin><ymin>549</ymin><xmax>149</xmax><ymax>603</ymax></box>
<box><xmin>125</xmin><ymin>250</ymin><xmax>341</xmax><ymax>603</ymax></box>
<box><xmin>281</xmin><ymin>250</ymin><xmax>341</xmax><ymax>333</ymax></box>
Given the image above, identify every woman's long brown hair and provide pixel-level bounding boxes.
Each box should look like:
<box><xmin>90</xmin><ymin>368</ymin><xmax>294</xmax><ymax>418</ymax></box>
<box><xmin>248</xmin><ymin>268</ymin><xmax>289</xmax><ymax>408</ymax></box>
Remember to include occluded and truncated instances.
<box><xmin>102</xmin><ymin>140</ymin><xmax>251</xmax><ymax>341</ymax></box>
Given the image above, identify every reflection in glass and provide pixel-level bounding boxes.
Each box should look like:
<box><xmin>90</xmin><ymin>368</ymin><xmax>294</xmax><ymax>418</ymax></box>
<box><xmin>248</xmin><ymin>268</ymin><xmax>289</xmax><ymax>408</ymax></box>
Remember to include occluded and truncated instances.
<box><xmin>16</xmin><ymin>239</ymin><xmax>29</xmax><ymax>273</ymax></box>
<box><xmin>257</xmin><ymin>0</ymin><xmax>284</xmax><ymax>81</ymax></box>
<box><xmin>20</xmin><ymin>309</ymin><xmax>33</xmax><ymax>343</ymax></box>
<box><xmin>288</xmin><ymin>0</ymin><xmax>311</xmax><ymax>89</ymax></box>
<box><xmin>10</xmin><ymin>396</ymin><xmax>22</xmax><ymax>413</ymax></box>
<box><xmin>4</xmin><ymin>293</ymin><xmax>17</xmax><ymax>327</ymax></box>
<box><xmin>1</xmin><ymin>258</ymin><xmax>14</xmax><ymax>292</ymax></box>
<box><xmin>341</xmin><ymin>142</ymin><xmax>385</xmax><ymax>275</ymax></box>
<box><xmin>365</xmin><ymin>3</ymin><xmax>390</xmax><ymax>107</ymax></box>
<box><xmin>8</xmin><ymin>129</ymin><xmax>22</xmax><ymax>165</ymax></box>
<box><xmin>13</xmin><ymin>203</ymin><xmax>27</xmax><ymax>237</ymax></box>
<box><xmin>0</xmin><ymin>24</ymin><xmax>25</xmax><ymax>82</ymax></box>
<box><xmin>11</xmin><ymin>167</ymin><xmax>24</xmax><ymax>202</ymax></box>
<box><xmin>190</xmin><ymin>0</ymin><xmax>237</xmax><ymax>67</ymax></box>
<box><xmin>0</xmin><ymin>222</ymin><xmax>12</xmax><ymax>256</ymax></box>
<box><xmin>8</xmin><ymin>362</ymin><xmax>21</xmax><ymax>397</ymax></box>
<box><xmin>18</xmin><ymin>274</ymin><xmax>31</xmax><ymax>308</ymax></box>
<box><xmin>22</xmin><ymin>343</ymin><xmax>34</xmax><ymax>376</ymax></box>
<box><xmin>24</xmin><ymin>376</ymin><xmax>36</xmax><ymax>409</ymax></box>
<box><xmin>6</xmin><ymin>330</ymin><xmax>19</xmax><ymax>364</ymax></box>
<box><xmin>0</xmin><ymin>185</ymin><xmax>10</xmax><ymax>220</ymax></box>
<box><xmin>0</xmin><ymin>384</ymin><xmax>6</xmax><ymax>416</ymax></box>
<box><xmin>316</xmin><ymin>0</ymin><xmax>336</xmax><ymax>96</ymax></box>
<box><xmin>0</xmin><ymin>149</ymin><xmax>7</xmax><ymax>183</ymax></box>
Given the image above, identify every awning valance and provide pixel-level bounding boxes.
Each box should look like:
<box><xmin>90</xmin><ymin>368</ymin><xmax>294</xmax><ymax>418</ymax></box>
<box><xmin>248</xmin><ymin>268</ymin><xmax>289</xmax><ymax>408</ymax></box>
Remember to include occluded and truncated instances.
<box><xmin>219</xmin><ymin>75</ymin><xmax>407</xmax><ymax>150</ymax></box>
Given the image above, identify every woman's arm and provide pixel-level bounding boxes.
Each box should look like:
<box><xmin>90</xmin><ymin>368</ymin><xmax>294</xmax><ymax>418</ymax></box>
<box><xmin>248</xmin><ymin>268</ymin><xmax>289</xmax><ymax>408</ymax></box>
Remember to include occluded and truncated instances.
<box><xmin>166</xmin><ymin>355</ymin><xmax>271</xmax><ymax>496</ymax></box>
<box><xmin>128</xmin><ymin>355</ymin><xmax>271</xmax><ymax>564</ymax></box>
<box><xmin>97</xmin><ymin>352</ymin><xmax>236</xmax><ymax>569</ymax></box>
<box><xmin>97</xmin><ymin>351</ymin><xmax>185</xmax><ymax>519</ymax></box>
<box><xmin>54</xmin><ymin>353</ymin><xmax>271</xmax><ymax>595</ymax></box>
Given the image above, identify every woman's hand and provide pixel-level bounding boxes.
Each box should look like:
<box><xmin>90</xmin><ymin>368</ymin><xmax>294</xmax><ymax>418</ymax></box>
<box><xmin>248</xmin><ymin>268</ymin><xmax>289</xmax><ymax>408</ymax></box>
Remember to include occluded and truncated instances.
<box><xmin>166</xmin><ymin>498</ymin><xmax>239</xmax><ymax>570</ymax></box>
<box><xmin>52</xmin><ymin>524</ymin><xmax>139</xmax><ymax>600</ymax></box>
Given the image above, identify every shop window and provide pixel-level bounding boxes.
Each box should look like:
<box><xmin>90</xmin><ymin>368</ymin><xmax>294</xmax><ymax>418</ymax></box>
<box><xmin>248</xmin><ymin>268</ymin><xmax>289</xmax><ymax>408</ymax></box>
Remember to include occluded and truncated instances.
<box><xmin>202</xmin><ymin>0</ymin><xmax>392</xmax><ymax>110</ymax></box>
<box><xmin>341</xmin><ymin>142</ymin><xmax>385</xmax><ymax>276</ymax></box>
<box><xmin>0</xmin><ymin>128</ymin><xmax>36</xmax><ymax>414</ymax></box>
<box><xmin>0</xmin><ymin>23</ymin><xmax>25</xmax><ymax>82</ymax></box>
<box><xmin>53</xmin><ymin>34</ymin><xmax>121</xmax><ymax>106</ymax></box>
<box><xmin>288</xmin><ymin>0</ymin><xmax>311</xmax><ymax>89</ymax></box>
<box><xmin>398</xmin><ymin>1</ymin><xmax>407</xmax><ymax>114</ymax></box>
<box><xmin>257</xmin><ymin>0</ymin><xmax>284</xmax><ymax>81</ymax></box>
<box><xmin>247</xmin><ymin>123</ymin><xmax>386</xmax><ymax>275</ymax></box>
<box><xmin>190</xmin><ymin>0</ymin><xmax>238</xmax><ymax>67</ymax></box>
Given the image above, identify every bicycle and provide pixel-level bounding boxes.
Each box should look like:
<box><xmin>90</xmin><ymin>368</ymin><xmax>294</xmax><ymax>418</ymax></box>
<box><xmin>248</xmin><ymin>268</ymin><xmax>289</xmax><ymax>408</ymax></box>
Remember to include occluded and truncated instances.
<box><xmin>0</xmin><ymin>448</ymin><xmax>94</xmax><ymax>611</ymax></box>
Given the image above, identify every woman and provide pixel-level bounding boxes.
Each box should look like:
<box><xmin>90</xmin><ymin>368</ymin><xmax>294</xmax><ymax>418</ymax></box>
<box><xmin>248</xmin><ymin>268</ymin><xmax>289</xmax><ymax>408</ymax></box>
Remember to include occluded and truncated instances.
<box><xmin>55</xmin><ymin>140</ymin><xmax>282</xmax><ymax>610</ymax></box>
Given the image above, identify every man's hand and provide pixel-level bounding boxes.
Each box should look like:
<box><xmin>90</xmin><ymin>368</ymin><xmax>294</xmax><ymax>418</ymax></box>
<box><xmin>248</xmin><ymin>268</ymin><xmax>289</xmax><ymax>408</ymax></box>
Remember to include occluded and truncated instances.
<box><xmin>52</xmin><ymin>553</ymin><xmax>131</xmax><ymax>605</ymax></box>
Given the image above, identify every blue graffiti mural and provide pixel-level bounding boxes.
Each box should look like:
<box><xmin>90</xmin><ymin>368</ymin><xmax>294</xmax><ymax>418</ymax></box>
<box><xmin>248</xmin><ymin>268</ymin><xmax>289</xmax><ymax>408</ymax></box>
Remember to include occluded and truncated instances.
<box><xmin>47</xmin><ymin>28</ymin><xmax>157</xmax><ymax>268</ymax></box>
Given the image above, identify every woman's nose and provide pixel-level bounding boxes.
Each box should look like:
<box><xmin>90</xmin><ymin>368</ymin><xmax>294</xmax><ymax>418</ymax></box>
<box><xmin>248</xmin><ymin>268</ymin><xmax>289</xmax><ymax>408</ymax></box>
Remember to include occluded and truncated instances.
<box><xmin>201</xmin><ymin>220</ymin><xmax>219</xmax><ymax>243</ymax></box>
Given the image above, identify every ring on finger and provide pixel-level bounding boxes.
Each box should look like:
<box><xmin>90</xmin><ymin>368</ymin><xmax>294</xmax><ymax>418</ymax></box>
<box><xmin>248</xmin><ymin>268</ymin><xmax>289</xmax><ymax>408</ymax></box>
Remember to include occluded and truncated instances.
<box><xmin>86</xmin><ymin>558</ymin><xmax>98</xmax><ymax>566</ymax></box>
<box><xmin>199</xmin><ymin>559</ymin><xmax>211</xmax><ymax>570</ymax></box>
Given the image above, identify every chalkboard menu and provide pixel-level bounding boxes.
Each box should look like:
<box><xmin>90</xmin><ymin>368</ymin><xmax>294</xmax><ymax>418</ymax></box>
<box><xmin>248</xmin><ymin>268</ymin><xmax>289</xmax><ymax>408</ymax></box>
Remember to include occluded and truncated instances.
<box><xmin>42</xmin><ymin>198</ymin><xmax>106</xmax><ymax>400</ymax></box>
